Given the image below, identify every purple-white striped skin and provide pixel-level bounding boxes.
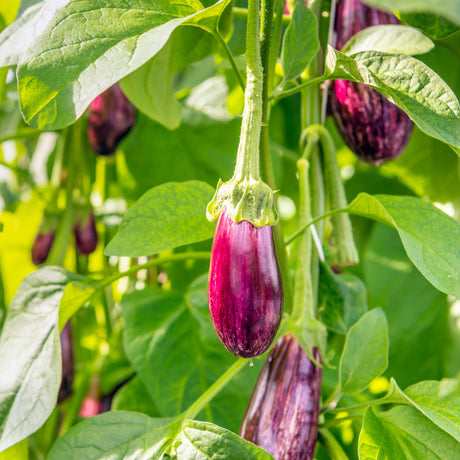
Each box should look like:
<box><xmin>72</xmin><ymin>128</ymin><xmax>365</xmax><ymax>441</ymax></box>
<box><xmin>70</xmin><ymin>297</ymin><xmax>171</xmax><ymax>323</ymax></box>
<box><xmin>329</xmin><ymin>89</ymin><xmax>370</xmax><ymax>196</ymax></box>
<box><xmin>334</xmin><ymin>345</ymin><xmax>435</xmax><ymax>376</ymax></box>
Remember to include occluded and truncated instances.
<box><xmin>208</xmin><ymin>207</ymin><xmax>283</xmax><ymax>358</ymax></box>
<box><xmin>240</xmin><ymin>335</ymin><xmax>322</xmax><ymax>460</ymax></box>
<box><xmin>330</xmin><ymin>0</ymin><xmax>413</xmax><ymax>165</ymax></box>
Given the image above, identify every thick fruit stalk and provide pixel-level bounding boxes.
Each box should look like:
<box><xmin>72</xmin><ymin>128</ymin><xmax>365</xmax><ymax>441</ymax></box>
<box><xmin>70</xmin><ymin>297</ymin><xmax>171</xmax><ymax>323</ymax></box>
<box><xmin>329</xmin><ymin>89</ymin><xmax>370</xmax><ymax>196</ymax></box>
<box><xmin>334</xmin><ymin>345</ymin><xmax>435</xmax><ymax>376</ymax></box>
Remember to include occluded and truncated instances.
<box><xmin>208</xmin><ymin>207</ymin><xmax>283</xmax><ymax>358</ymax></box>
<box><xmin>73</xmin><ymin>211</ymin><xmax>98</xmax><ymax>255</ymax></box>
<box><xmin>330</xmin><ymin>0</ymin><xmax>413</xmax><ymax>165</ymax></box>
<box><xmin>87</xmin><ymin>83</ymin><xmax>136</xmax><ymax>156</ymax></box>
<box><xmin>240</xmin><ymin>334</ymin><xmax>322</xmax><ymax>459</ymax></box>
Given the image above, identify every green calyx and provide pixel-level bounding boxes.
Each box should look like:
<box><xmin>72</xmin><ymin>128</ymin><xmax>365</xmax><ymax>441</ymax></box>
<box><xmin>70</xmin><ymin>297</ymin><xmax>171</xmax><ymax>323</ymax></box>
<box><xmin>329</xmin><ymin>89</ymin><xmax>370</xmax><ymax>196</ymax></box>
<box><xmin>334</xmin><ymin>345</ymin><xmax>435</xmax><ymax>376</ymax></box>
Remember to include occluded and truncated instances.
<box><xmin>206</xmin><ymin>177</ymin><xmax>278</xmax><ymax>227</ymax></box>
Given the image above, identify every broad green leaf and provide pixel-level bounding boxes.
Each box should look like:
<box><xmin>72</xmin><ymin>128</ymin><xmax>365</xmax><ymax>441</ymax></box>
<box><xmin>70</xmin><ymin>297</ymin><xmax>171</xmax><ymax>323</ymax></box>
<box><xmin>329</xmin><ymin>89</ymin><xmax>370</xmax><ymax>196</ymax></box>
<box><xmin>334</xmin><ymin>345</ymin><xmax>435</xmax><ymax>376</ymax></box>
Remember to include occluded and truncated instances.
<box><xmin>105</xmin><ymin>181</ymin><xmax>215</xmax><ymax>257</ymax></box>
<box><xmin>342</xmin><ymin>25</ymin><xmax>433</xmax><ymax>56</ymax></box>
<box><xmin>281</xmin><ymin>3</ymin><xmax>319</xmax><ymax>81</ymax></box>
<box><xmin>0</xmin><ymin>267</ymin><xmax>80</xmax><ymax>452</ymax></box>
<box><xmin>326</xmin><ymin>47</ymin><xmax>460</xmax><ymax>151</ymax></box>
<box><xmin>346</xmin><ymin>194</ymin><xmax>460</xmax><ymax>297</ymax></box>
<box><xmin>111</xmin><ymin>377</ymin><xmax>162</xmax><ymax>418</ymax></box>
<box><xmin>362</xmin><ymin>0</ymin><xmax>460</xmax><ymax>27</ymax></box>
<box><xmin>121</xmin><ymin>278</ymin><xmax>260</xmax><ymax>432</ymax></box>
<box><xmin>318</xmin><ymin>262</ymin><xmax>368</xmax><ymax>334</ymax></box>
<box><xmin>0</xmin><ymin>0</ymin><xmax>20</xmax><ymax>28</ymax></box>
<box><xmin>0</xmin><ymin>439</ymin><xmax>27</xmax><ymax>460</ymax></box>
<box><xmin>359</xmin><ymin>406</ymin><xmax>459</xmax><ymax>460</ymax></box>
<box><xmin>17</xmin><ymin>0</ymin><xmax>232</xmax><ymax>129</ymax></box>
<box><xmin>48</xmin><ymin>412</ymin><xmax>274</xmax><ymax>459</ymax></box>
<box><xmin>401</xmin><ymin>12</ymin><xmax>459</xmax><ymax>39</ymax></box>
<box><xmin>339</xmin><ymin>308</ymin><xmax>389</xmax><ymax>394</ymax></box>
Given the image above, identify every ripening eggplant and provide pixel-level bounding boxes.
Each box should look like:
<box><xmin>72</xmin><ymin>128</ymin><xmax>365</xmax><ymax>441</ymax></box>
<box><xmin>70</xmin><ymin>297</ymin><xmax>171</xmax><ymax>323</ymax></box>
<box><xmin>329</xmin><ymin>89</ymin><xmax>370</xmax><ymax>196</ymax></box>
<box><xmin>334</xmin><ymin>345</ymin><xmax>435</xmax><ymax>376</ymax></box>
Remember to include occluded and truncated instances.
<box><xmin>74</xmin><ymin>212</ymin><xmax>98</xmax><ymax>255</ymax></box>
<box><xmin>58</xmin><ymin>322</ymin><xmax>74</xmax><ymax>404</ymax></box>
<box><xmin>329</xmin><ymin>0</ymin><xmax>413</xmax><ymax>165</ymax></box>
<box><xmin>208</xmin><ymin>207</ymin><xmax>283</xmax><ymax>358</ymax></box>
<box><xmin>240</xmin><ymin>335</ymin><xmax>322</xmax><ymax>460</ymax></box>
<box><xmin>87</xmin><ymin>83</ymin><xmax>136</xmax><ymax>156</ymax></box>
<box><xmin>31</xmin><ymin>229</ymin><xmax>55</xmax><ymax>265</ymax></box>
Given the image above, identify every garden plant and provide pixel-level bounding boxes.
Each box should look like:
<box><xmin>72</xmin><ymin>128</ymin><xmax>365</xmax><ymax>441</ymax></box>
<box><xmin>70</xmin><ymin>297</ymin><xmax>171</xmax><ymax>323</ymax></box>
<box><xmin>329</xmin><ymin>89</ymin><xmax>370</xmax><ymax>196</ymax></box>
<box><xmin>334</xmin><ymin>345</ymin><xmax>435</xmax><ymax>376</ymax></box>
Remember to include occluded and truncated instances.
<box><xmin>0</xmin><ymin>0</ymin><xmax>459</xmax><ymax>459</ymax></box>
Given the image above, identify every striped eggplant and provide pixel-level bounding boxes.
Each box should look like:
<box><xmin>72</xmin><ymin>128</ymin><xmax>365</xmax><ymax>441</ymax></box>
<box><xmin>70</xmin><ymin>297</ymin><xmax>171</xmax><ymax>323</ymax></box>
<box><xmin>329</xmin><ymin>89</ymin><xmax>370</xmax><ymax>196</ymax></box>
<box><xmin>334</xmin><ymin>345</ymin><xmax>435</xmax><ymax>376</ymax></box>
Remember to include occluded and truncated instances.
<box><xmin>74</xmin><ymin>212</ymin><xmax>98</xmax><ymax>255</ymax></box>
<box><xmin>31</xmin><ymin>229</ymin><xmax>54</xmax><ymax>265</ymax></box>
<box><xmin>87</xmin><ymin>83</ymin><xmax>136</xmax><ymax>156</ymax></box>
<box><xmin>330</xmin><ymin>0</ymin><xmax>413</xmax><ymax>165</ymax></box>
<box><xmin>208</xmin><ymin>207</ymin><xmax>283</xmax><ymax>358</ymax></box>
<box><xmin>58</xmin><ymin>322</ymin><xmax>74</xmax><ymax>404</ymax></box>
<box><xmin>240</xmin><ymin>334</ymin><xmax>322</xmax><ymax>460</ymax></box>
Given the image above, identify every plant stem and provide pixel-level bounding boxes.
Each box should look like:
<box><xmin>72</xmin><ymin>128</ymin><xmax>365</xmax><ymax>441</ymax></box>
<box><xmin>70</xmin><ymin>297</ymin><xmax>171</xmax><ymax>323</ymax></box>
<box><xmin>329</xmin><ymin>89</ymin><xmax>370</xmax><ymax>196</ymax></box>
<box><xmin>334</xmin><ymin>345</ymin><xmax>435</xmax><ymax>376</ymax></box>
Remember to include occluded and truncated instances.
<box><xmin>318</xmin><ymin>429</ymin><xmax>350</xmax><ymax>459</ymax></box>
<box><xmin>183</xmin><ymin>359</ymin><xmax>247</xmax><ymax>420</ymax></box>
<box><xmin>233</xmin><ymin>6</ymin><xmax>291</xmax><ymax>25</ymax></box>
<box><xmin>215</xmin><ymin>32</ymin><xmax>245</xmax><ymax>91</ymax></box>
<box><xmin>232</xmin><ymin>0</ymin><xmax>263</xmax><ymax>182</ymax></box>
<box><xmin>271</xmin><ymin>75</ymin><xmax>328</xmax><ymax>100</ymax></box>
<box><xmin>320</xmin><ymin>414</ymin><xmax>362</xmax><ymax>428</ymax></box>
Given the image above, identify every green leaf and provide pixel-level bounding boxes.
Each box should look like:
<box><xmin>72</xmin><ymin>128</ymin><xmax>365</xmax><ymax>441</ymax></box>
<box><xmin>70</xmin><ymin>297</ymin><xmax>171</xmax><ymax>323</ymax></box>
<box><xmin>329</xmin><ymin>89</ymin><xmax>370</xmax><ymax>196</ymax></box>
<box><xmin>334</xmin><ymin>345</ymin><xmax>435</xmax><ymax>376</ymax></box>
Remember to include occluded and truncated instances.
<box><xmin>339</xmin><ymin>308</ymin><xmax>389</xmax><ymax>394</ymax></box>
<box><xmin>105</xmin><ymin>181</ymin><xmax>215</xmax><ymax>257</ymax></box>
<box><xmin>318</xmin><ymin>262</ymin><xmax>368</xmax><ymax>334</ymax></box>
<box><xmin>361</xmin><ymin>0</ymin><xmax>460</xmax><ymax>27</ymax></box>
<box><xmin>17</xmin><ymin>0</ymin><xmax>232</xmax><ymax>129</ymax></box>
<box><xmin>121</xmin><ymin>278</ymin><xmax>260</xmax><ymax>432</ymax></box>
<box><xmin>401</xmin><ymin>12</ymin><xmax>459</xmax><ymax>39</ymax></box>
<box><xmin>326</xmin><ymin>47</ymin><xmax>460</xmax><ymax>151</ymax></box>
<box><xmin>0</xmin><ymin>267</ymin><xmax>80</xmax><ymax>452</ymax></box>
<box><xmin>346</xmin><ymin>194</ymin><xmax>460</xmax><ymax>297</ymax></box>
<box><xmin>342</xmin><ymin>25</ymin><xmax>433</xmax><ymax>56</ymax></box>
<box><xmin>48</xmin><ymin>412</ymin><xmax>274</xmax><ymax>459</ymax></box>
<box><xmin>359</xmin><ymin>406</ymin><xmax>459</xmax><ymax>460</ymax></box>
<box><xmin>281</xmin><ymin>3</ymin><xmax>319</xmax><ymax>81</ymax></box>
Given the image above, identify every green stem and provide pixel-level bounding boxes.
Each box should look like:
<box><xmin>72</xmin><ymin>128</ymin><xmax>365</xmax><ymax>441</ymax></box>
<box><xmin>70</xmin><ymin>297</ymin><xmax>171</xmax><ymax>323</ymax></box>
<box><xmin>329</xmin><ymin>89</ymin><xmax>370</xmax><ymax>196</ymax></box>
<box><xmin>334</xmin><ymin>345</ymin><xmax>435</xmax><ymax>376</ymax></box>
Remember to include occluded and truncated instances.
<box><xmin>233</xmin><ymin>6</ymin><xmax>291</xmax><ymax>25</ymax></box>
<box><xmin>292</xmin><ymin>158</ymin><xmax>314</xmax><ymax>321</ymax></box>
<box><xmin>320</xmin><ymin>414</ymin><xmax>362</xmax><ymax>428</ymax></box>
<box><xmin>183</xmin><ymin>359</ymin><xmax>247</xmax><ymax>420</ymax></box>
<box><xmin>322</xmin><ymin>383</ymin><xmax>343</xmax><ymax>410</ymax></box>
<box><xmin>232</xmin><ymin>0</ymin><xmax>263</xmax><ymax>182</ymax></box>
<box><xmin>318</xmin><ymin>429</ymin><xmax>350</xmax><ymax>460</ymax></box>
<box><xmin>215</xmin><ymin>32</ymin><xmax>245</xmax><ymax>91</ymax></box>
<box><xmin>308</xmin><ymin>124</ymin><xmax>359</xmax><ymax>265</ymax></box>
<box><xmin>271</xmin><ymin>75</ymin><xmax>327</xmax><ymax>100</ymax></box>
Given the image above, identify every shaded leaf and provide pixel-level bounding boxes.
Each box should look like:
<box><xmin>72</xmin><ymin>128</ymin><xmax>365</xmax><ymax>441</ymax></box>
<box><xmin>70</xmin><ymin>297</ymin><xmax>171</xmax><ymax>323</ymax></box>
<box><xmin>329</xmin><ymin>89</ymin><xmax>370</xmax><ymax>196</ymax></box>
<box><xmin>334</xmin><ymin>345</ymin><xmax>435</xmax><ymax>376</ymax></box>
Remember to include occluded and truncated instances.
<box><xmin>401</xmin><ymin>12</ymin><xmax>459</xmax><ymax>39</ymax></box>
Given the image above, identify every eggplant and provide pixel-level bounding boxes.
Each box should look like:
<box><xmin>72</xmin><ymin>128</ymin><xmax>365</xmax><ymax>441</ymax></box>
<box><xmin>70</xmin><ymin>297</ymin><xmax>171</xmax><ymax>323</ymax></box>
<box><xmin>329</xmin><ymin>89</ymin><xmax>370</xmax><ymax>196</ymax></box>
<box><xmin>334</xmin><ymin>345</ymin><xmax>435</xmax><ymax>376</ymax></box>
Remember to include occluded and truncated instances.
<box><xmin>87</xmin><ymin>83</ymin><xmax>136</xmax><ymax>156</ymax></box>
<box><xmin>74</xmin><ymin>212</ymin><xmax>98</xmax><ymax>255</ymax></box>
<box><xmin>240</xmin><ymin>335</ymin><xmax>322</xmax><ymax>460</ymax></box>
<box><xmin>58</xmin><ymin>322</ymin><xmax>74</xmax><ymax>404</ymax></box>
<box><xmin>31</xmin><ymin>230</ymin><xmax>55</xmax><ymax>266</ymax></box>
<box><xmin>330</xmin><ymin>0</ymin><xmax>413</xmax><ymax>165</ymax></box>
<box><xmin>208</xmin><ymin>207</ymin><xmax>283</xmax><ymax>358</ymax></box>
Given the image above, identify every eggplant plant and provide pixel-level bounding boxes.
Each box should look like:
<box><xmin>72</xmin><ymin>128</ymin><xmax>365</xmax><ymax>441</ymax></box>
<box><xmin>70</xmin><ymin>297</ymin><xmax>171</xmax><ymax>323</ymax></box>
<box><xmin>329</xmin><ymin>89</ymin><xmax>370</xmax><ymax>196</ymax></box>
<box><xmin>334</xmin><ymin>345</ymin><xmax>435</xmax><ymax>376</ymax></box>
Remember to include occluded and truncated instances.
<box><xmin>0</xmin><ymin>0</ymin><xmax>459</xmax><ymax>459</ymax></box>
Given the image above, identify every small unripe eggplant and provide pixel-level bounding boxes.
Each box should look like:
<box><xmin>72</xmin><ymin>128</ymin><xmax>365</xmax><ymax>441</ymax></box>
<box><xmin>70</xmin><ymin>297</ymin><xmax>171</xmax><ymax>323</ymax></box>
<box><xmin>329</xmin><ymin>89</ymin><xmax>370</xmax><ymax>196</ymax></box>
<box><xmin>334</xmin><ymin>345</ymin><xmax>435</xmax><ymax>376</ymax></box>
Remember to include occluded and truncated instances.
<box><xmin>208</xmin><ymin>207</ymin><xmax>283</xmax><ymax>358</ymax></box>
<box><xmin>31</xmin><ymin>229</ymin><xmax>55</xmax><ymax>266</ymax></box>
<box><xmin>74</xmin><ymin>212</ymin><xmax>98</xmax><ymax>255</ymax></box>
<box><xmin>330</xmin><ymin>0</ymin><xmax>413</xmax><ymax>165</ymax></box>
<box><xmin>87</xmin><ymin>83</ymin><xmax>136</xmax><ymax>156</ymax></box>
<box><xmin>58</xmin><ymin>322</ymin><xmax>74</xmax><ymax>404</ymax></box>
<box><xmin>240</xmin><ymin>335</ymin><xmax>322</xmax><ymax>460</ymax></box>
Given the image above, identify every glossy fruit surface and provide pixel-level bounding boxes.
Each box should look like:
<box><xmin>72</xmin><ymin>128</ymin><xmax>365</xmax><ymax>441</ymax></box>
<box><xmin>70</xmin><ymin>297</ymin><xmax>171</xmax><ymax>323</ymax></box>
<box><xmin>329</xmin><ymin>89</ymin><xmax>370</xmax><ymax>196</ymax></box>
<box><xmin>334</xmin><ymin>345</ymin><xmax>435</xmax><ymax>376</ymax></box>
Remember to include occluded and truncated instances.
<box><xmin>87</xmin><ymin>83</ymin><xmax>136</xmax><ymax>156</ymax></box>
<box><xmin>74</xmin><ymin>212</ymin><xmax>98</xmax><ymax>255</ymax></box>
<box><xmin>330</xmin><ymin>0</ymin><xmax>413</xmax><ymax>165</ymax></box>
<box><xmin>58</xmin><ymin>322</ymin><xmax>74</xmax><ymax>404</ymax></box>
<box><xmin>31</xmin><ymin>231</ymin><xmax>55</xmax><ymax>265</ymax></box>
<box><xmin>240</xmin><ymin>334</ymin><xmax>322</xmax><ymax>460</ymax></box>
<box><xmin>208</xmin><ymin>207</ymin><xmax>283</xmax><ymax>358</ymax></box>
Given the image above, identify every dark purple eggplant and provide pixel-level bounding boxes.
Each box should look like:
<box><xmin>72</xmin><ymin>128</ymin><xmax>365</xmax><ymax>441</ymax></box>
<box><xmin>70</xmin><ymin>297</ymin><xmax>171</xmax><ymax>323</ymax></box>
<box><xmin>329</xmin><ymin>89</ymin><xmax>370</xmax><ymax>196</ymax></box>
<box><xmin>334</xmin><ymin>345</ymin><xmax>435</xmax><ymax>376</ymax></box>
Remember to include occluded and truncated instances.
<box><xmin>74</xmin><ymin>212</ymin><xmax>98</xmax><ymax>255</ymax></box>
<box><xmin>31</xmin><ymin>229</ymin><xmax>55</xmax><ymax>266</ymax></box>
<box><xmin>208</xmin><ymin>207</ymin><xmax>283</xmax><ymax>358</ymax></box>
<box><xmin>329</xmin><ymin>0</ymin><xmax>413</xmax><ymax>165</ymax></box>
<box><xmin>240</xmin><ymin>335</ymin><xmax>322</xmax><ymax>460</ymax></box>
<box><xmin>58</xmin><ymin>322</ymin><xmax>74</xmax><ymax>404</ymax></box>
<box><xmin>87</xmin><ymin>83</ymin><xmax>136</xmax><ymax>156</ymax></box>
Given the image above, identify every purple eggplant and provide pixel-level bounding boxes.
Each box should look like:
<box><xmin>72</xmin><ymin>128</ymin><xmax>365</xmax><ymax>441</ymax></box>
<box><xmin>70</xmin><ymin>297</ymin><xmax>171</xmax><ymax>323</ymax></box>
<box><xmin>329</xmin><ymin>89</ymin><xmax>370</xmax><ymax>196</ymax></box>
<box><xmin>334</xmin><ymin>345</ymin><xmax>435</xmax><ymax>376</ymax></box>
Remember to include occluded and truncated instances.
<box><xmin>240</xmin><ymin>335</ymin><xmax>322</xmax><ymax>460</ymax></box>
<box><xmin>58</xmin><ymin>322</ymin><xmax>74</xmax><ymax>404</ymax></box>
<box><xmin>329</xmin><ymin>0</ymin><xmax>413</xmax><ymax>165</ymax></box>
<box><xmin>87</xmin><ymin>83</ymin><xmax>136</xmax><ymax>156</ymax></box>
<box><xmin>208</xmin><ymin>207</ymin><xmax>283</xmax><ymax>358</ymax></box>
<box><xmin>74</xmin><ymin>212</ymin><xmax>98</xmax><ymax>255</ymax></box>
<box><xmin>31</xmin><ymin>229</ymin><xmax>55</xmax><ymax>266</ymax></box>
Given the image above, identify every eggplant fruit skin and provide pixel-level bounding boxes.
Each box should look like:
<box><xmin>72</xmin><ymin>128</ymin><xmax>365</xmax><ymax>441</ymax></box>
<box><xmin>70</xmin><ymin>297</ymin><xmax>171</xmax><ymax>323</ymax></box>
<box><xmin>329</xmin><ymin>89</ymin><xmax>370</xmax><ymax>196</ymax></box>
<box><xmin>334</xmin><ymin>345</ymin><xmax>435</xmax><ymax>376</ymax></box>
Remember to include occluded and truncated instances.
<box><xmin>58</xmin><ymin>322</ymin><xmax>74</xmax><ymax>404</ymax></box>
<box><xmin>74</xmin><ymin>212</ymin><xmax>98</xmax><ymax>255</ymax></box>
<box><xmin>240</xmin><ymin>335</ymin><xmax>322</xmax><ymax>460</ymax></box>
<box><xmin>208</xmin><ymin>207</ymin><xmax>283</xmax><ymax>358</ymax></box>
<box><xmin>31</xmin><ymin>231</ymin><xmax>55</xmax><ymax>265</ymax></box>
<box><xmin>330</xmin><ymin>0</ymin><xmax>413</xmax><ymax>165</ymax></box>
<box><xmin>87</xmin><ymin>83</ymin><xmax>136</xmax><ymax>156</ymax></box>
